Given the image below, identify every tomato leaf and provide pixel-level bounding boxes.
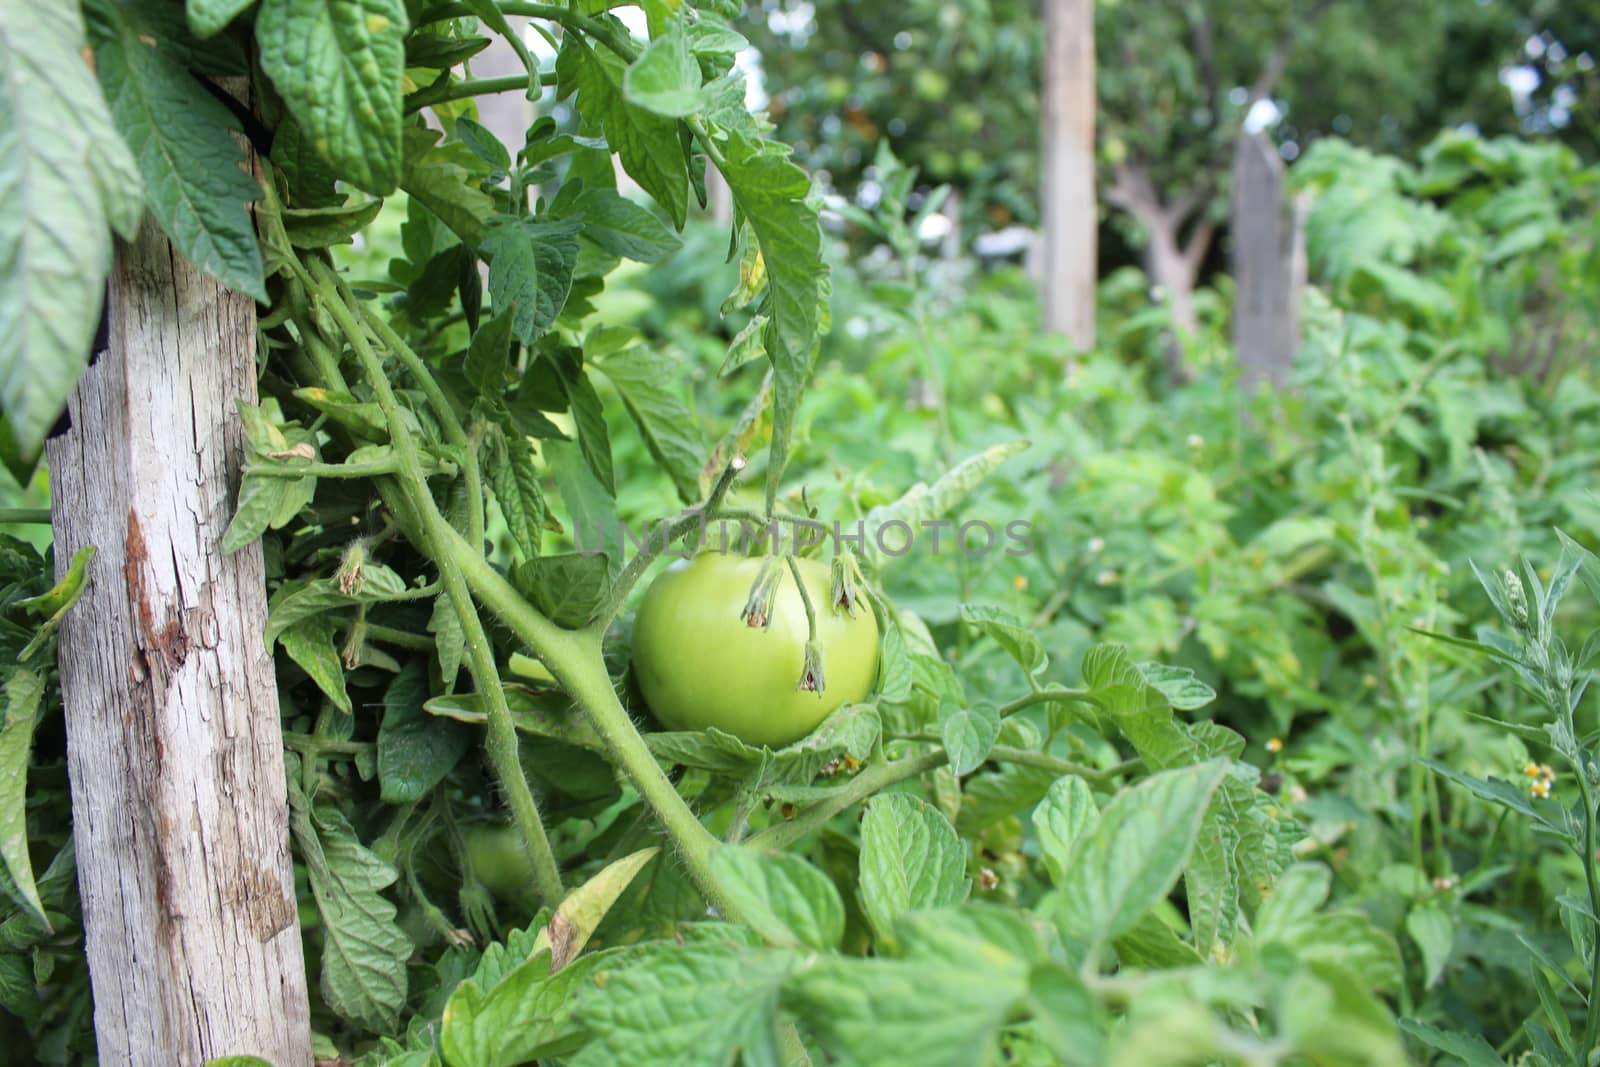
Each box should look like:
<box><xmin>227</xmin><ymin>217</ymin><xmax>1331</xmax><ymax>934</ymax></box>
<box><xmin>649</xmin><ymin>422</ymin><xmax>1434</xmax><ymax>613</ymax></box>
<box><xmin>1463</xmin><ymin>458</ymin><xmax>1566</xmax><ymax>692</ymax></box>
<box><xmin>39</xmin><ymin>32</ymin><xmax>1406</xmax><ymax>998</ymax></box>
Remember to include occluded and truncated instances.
<box><xmin>939</xmin><ymin>699</ymin><xmax>999</xmax><ymax>776</ymax></box>
<box><xmin>592</xmin><ymin>345</ymin><xmax>704</xmax><ymax>504</ymax></box>
<box><xmin>959</xmin><ymin>603</ymin><xmax>1046</xmax><ymax>675</ymax></box>
<box><xmin>512</xmin><ymin>553</ymin><xmax>611</xmax><ymax>629</ymax></box>
<box><xmin>858</xmin><ymin>793</ymin><xmax>969</xmax><ymax>942</ymax></box>
<box><xmin>1053</xmin><ymin>760</ymin><xmax>1229</xmax><ymax>949</ymax></box>
<box><xmin>90</xmin><ymin>0</ymin><xmax>267</xmax><ymax>302</ymax></box>
<box><xmin>623</xmin><ymin>22</ymin><xmax>704</xmax><ymax>118</ymax></box>
<box><xmin>709</xmin><ymin>846</ymin><xmax>844</xmax><ymax>950</ymax></box>
<box><xmin>0</xmin><ymin>1</ymin><xmax>141</xmax><ymax>462</ymax></box>
<box><xmin>569</xmin><ymin>188</ymin><xmax>682</xmax><ymax>263</ymax></box>
<box><xmin>256</xmin><ymin>0</ymin><xmax>407</xmax><ymax>195</ymax></box>
<box><xmin>279</xmin><ymin>616</ymin><xmax>351</xmax><ymax>713</ymax></box>
<box><xmin>377</xmin><ymin>662</ymin><xmax>470</xmax><ymax>804</ymax></box>
<box><xmin>401</xmin><ymin>128</ymin><xmax>496</xmax><ymax>247</ymax></box>
<box><xmin>557</xmin><ymin>35</ymin><xmax>689</xmax><ymax>226</ymax></box>
<box><xmin>0</xmin><ymin>669</ymin><xmax>48</xmax><ymax>930</ymax></box>
<box><xmin>483</xmin><ymin>217</ymin><xmax>582</xmax><ymax>346</ymax></box>
<box><xmin>1031</xmin><ymin>775</ymin><xmax>1099</xmax><ymax>888</ymax></box>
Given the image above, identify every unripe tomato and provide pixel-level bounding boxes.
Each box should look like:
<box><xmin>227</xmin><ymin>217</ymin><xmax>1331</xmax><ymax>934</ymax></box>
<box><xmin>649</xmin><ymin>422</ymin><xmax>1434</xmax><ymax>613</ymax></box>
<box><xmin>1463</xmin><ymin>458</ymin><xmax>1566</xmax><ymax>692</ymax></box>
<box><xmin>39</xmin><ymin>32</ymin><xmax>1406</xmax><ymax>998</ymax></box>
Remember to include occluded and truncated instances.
<box><xmin>631</xmin><ymin>552</ymin><xmax>879</xmax><ymax>747</ymax></box>
<box><xmin>462</xmin><ymin>824</ymin><xmax>534</xmax><ymax>900</ymax></box>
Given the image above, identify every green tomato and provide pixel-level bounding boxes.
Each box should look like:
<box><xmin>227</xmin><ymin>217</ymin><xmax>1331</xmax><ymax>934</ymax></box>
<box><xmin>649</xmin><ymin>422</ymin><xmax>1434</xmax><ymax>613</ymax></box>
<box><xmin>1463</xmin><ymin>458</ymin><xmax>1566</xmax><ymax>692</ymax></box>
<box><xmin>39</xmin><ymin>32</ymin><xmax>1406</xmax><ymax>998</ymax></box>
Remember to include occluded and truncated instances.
<box><xmin>463</xmin><ymin>824</ymin><xmax>535</xmax><ymax>900</ymax></box>
<box><xmin>631</xmin><ymin>552</ymin><xmax>880</xmax><ymax>748</ymax></box>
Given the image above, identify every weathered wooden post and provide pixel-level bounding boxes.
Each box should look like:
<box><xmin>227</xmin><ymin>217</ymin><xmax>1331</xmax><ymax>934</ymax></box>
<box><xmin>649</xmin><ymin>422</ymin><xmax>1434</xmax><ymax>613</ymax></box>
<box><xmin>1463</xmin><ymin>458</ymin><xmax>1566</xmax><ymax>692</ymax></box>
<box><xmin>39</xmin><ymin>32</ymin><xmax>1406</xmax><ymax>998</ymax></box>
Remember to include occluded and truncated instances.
<box><xmin>1040</xmin><ymin>0</ymin><xmax>1097</xmax><ymax>351</ymax></box>
<box><xmin>45</xmin><ymin>210</ymin><xmax>313</xmax><ymax>1063</ymax></box>
<box><xmin>1231</xmin><ymin>132</ymin><xmax>1304</xmax><ymax>389</ymax></box>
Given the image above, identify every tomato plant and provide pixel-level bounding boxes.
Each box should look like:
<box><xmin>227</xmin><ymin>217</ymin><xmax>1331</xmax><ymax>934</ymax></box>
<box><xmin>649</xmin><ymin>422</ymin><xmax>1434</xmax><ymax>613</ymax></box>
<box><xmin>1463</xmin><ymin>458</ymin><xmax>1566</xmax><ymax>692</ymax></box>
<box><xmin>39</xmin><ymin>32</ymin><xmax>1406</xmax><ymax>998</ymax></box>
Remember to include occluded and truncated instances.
<box><xmin>631</xmin><ymin>551</ymin><xmax>880</xmax><ymax>747</ymax></box>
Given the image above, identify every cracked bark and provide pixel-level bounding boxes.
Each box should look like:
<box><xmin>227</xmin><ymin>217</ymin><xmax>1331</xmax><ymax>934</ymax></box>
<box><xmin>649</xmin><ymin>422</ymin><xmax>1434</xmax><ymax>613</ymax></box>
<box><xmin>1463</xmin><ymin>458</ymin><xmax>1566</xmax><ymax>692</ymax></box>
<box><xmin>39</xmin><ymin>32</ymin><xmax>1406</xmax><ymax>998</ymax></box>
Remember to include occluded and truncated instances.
<box><xmin>44</xmin><ymin>215</ymin><xmax>312</xmax><ymax>1065</ymax></box>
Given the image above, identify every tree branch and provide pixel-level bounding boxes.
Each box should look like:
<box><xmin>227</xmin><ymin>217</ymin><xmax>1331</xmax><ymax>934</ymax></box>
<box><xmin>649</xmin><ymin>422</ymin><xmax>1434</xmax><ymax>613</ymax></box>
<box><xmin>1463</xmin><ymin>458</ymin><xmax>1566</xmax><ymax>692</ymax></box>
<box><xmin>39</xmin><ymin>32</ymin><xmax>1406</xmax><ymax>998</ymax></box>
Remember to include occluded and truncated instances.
<box><xmin>1246</xmin><ymin>0</ymin><xmax>1338</xmax><ymax>107</ymax></box>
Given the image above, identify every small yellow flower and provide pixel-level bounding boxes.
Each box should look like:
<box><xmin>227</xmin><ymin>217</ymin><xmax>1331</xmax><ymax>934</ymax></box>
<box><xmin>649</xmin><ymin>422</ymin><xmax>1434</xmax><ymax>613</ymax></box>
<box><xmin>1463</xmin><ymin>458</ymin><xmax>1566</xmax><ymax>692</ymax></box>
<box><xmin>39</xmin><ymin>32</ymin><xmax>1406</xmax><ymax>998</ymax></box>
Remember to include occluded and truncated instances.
<box><xmin>1096</xmin><ymin>569</ymin><xmax>1119</xmax><ymax>587</ymax></box>
<box><xmin>1086</xmin><ymin>536</ymin><xmax>1106</xmax><ymax>554</ymax></box>
<box><xmin>1266</xmin><ymin>738</ymin><xmax>1283</xmax><ymax>754</ymax></box>
<box><xmin>1012</xmin><ymin>575</ymin><xmax>1028</xmax><ymax>591</ymax></box>
<box><xmin>1531</xmin><ymin>779</ymin><xmax>1552</xmax><ymax>800</ymax></box>
<box><xmin>1431</xmin><ymin>876</ymin><xmax>1456</xmax><ymax>891</ymax></box>
<box><xmin>1526</xmin><ymin>763</ymin><xmax>1544</xmax><ymax>778</ymax></box>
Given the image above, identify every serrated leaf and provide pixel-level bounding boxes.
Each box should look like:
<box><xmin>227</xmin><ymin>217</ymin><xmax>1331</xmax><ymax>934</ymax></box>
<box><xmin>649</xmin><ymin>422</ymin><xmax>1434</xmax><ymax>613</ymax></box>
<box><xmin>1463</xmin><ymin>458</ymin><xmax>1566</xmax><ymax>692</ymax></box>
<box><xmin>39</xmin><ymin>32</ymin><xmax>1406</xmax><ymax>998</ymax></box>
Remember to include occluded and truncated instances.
<box><xmin>484</xmin><ymin>217</ymin><xmax>581</xmax><ymax>345</ymax></box>
<box><xmin>1136</xmin><ymin>661</ymin><xmax>1216</xmax><ymax>710</ymax></box>
<box><xmin>710</xmin><ymin>846</ymin><xmax>843</xmax><ymax>950</ymax></box>
<box><xmin>280</xmin><ymin>615</ymin><xmax>351</xmax><ymax>713</ymax></box>
<box><xmin>557</xmin><ymin>35</ymin><xmax>688</xmax><ymax>226</ymax></box>
<box><xmin>571</xmin><ymin>940</ymin><xmax>795</xmax><ymax>1067</ymax></box>
<box><xmin>571</xmin><ymin>187</ymin><xmax>682</xmax><ymax>262</ymax></box>
<box><xmin>1032</xmin><ymin>775</ymin><xmax>1098</xmax><ymax>888</ymax></box>
<box><xmin>257</xmin><ymin>0</ymin><xmax>408</xmax><ymax>195</ymax></box>
<box><xmin>0</xmin><ymin>670</ymin><xmax>47</xmax><ymax>930</ymax></box>
<box><xmin>464</xmin><ymin>305</ymin><xmax>515</xmax><ymax>394</ymax></box>
<box><xmin>715</xmin><ymin>133</ymin><xmax>826</xmax><ymax>509</ymax></box>
<box><xmin>428</xmin><ymin>594</ymin><xmax>464</xmax><ymax>691</ymax></box>
<box><xmin>1397</xmin><ymin>1020</ymin><xmax>1505</xmax><ymax>1067</ymax></box>
<box><xmin>512</xmin><ymin>553</ymin><xmax>610</xmax><ymax>629</ymax></box>
<box><xmin>223</xmin><ymin>474</ymin><xmax>290</xmax><ymax>553</ymax></box>
<box><xmin>0</xmin><ymin>1</ymin><xmax>142</xmax><ymax>458</ymax></box>
<box><xmin>1056</xmin><ymin>760</ymin><xmax>1229</xmax><ymax>948</ymax></box>
<box><xmin>379</xmin><ymin>660</ymin><xmax>470</xmax><ymax>803</ymax></box>
<box><xmin>484</xmin><ymin>422</ymin><xmax>549</xmax><ymax>560</ymax></box>
<box><xmin>288</xmin><ymin>773</ymin><xmax>410</xmax><ymax>1032</ymax></box>
<box><xmin>282</xmin><ymin>198</ymin><xmax>383</xmax><ymax>248</ymax></box>
<box><xmin>861</xmin><ymin>441</ymin><xmax>1029</xmax><ymax>572</ymax></box>
<box><xmin>91</xmin><ymin>0</ymin><xmax>266</xmax><ymax>301</ymax></box>
<box><xmin>940</xmin><ymin>700</ymin><xmax>999</xmax><ymax>776</ymax></box>
<box><xmin>400</xmin><ymin>128</ymin><xmax>495</xmax><ymax>246</ymax></box>
<box><xmin>187</xmin><ymin>0</ymin><xmax>257</xmax><ymax>37</ymax></box>
<box><xmin>623</xmin><ymin>22</ymin><xmax>703</xmax><ymax>117</ymax></box>
<box><xmin>858</xmin><ymin>793</ymin><xmax>969</xmax><ymax>941</ymax></box>
<box><xmin>593</xmin><ymin>346</ymin><xmax>703</xmax><ymax>504</ymax></box>
<box><xmin>959</xmin><ymin>604</ymin><xmax>1045</xmax><ymax>675</ymax></box>
<box><xmin>453</xmin><ymin>115</ymin><xmax>510</xmax><ymax>171</ymax></box>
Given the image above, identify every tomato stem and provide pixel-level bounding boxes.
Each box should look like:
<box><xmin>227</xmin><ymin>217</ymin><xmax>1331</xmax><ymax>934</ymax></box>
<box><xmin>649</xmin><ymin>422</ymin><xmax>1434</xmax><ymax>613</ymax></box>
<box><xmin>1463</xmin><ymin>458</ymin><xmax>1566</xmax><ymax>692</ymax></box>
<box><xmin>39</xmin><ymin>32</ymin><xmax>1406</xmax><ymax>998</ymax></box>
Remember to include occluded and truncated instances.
<box><xmin>308</xmin><ymin>259</ymin><xmax>566</xmax><ymax>910</ymax></box>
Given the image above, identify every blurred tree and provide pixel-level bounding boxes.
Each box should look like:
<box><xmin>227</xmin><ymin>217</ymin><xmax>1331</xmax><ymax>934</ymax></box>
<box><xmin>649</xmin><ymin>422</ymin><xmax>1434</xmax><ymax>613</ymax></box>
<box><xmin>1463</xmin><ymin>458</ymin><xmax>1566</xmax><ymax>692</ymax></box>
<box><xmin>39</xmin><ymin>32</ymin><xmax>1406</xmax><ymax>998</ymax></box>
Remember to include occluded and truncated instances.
<box><xmin>744</xmin><ymin>0</ymin><xmax>1594</xmax><ymax>370</ymax></box>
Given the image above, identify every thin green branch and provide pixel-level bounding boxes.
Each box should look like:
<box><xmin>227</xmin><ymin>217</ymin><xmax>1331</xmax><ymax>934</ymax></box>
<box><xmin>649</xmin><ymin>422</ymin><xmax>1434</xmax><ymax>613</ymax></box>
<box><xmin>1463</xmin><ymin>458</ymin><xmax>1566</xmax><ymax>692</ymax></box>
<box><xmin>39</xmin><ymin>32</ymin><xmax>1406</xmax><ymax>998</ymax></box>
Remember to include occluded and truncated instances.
<box><xmin>310</xmin><ymin>259</ymin><xmax>564</xmax><ymax>908</ymax></box>
<box><xmin>748</xmin><ymin>749</ymin><xmax>948</xmax><ymax>851</ymax></box>
<box><xmin>0</xmin><ymin>508</ymin><xmax>51</xmax><ymax>525</ymax></box>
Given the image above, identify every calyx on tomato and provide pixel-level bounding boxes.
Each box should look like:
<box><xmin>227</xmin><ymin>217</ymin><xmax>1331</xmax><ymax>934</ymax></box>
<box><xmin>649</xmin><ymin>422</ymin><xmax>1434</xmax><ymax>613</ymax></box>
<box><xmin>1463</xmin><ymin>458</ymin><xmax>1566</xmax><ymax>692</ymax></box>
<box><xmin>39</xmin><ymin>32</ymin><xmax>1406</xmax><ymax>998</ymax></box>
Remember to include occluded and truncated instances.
<box><xmin>630</xmin><ymin>551</ymin><xmax>880</xmax><ymax>748</ymax></box>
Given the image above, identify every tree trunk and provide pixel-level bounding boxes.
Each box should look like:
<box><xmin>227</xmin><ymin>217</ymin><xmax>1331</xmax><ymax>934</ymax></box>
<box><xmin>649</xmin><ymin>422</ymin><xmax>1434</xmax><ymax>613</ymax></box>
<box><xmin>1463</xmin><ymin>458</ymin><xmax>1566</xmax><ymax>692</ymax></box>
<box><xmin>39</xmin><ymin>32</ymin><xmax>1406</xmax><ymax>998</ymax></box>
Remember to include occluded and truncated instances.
<box><xmin>1039</xmin><ymin>0</ymin><xmax>1096</xmax><ymax>351</ymax></box>
<box><xmin>1231</xmin><ymin>132</ymin><xmax>1299</xmax><ymax>389</ymax></box>
<box><xmin>44</xmin><ymin>214</ymin><xmax>312</xmax><ymax>1065</ymax></box>
<box><xmin>1143</xmin><ymin>212</ymin><xmax>1202</xmax><ymax>379</ymax></box>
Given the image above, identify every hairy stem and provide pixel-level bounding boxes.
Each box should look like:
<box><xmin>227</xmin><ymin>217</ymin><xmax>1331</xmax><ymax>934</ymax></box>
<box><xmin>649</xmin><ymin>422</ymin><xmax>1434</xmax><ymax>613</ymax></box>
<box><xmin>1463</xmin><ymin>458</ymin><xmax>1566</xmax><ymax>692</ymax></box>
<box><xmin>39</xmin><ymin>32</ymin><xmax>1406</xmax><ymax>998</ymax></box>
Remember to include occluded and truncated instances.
<box><xmin>311</xmin><ymin>259</ymin><xmax>564</xmax><ymax>907</ymax></box>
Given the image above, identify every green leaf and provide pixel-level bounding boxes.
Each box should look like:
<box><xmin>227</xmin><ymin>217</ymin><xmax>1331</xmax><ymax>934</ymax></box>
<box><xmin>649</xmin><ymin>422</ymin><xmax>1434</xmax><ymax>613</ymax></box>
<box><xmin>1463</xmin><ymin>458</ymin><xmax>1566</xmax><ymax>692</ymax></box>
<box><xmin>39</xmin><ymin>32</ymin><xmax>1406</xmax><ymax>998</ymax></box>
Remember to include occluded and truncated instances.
<box><xmin>959</xmin><ymin>604</ymin><xmax>1046</xmax><ymax>675</ymax></box>
<box><xmin>1028</xmin><ymin>963</ymin><xmax>1105</xmax><ymax>1067</ymax></box>
<box><xmin>188</xmin><ymin>0</ymin><xmax>257</xmax><ymax>37</ymax></box>
<box><xmin>593</xmin><ymin>345</ymin><xmax>703</xmax><ymax>504</ymax></box>
<box><xmin>289</xmin><ymin>776</ymin><xmax>410</xmax><ymax>1032</ymax></box>
<box><xmin>0</xmin><ymin>1</ymin><xmax>142</xmax><ymax>458</ymax></box>
<box><xmin>464</xmin><ymin>306</ymin><xmax>515</xmax><ymax>394</ymax></box>
<box><xmin>557</xmin><ymin>35</ymin><xmax>689</xmax><ymax>226</ymax></box>
<box><xmin>1397</xmin><ymin>1019</ymin><xmax>1506</xmax><ymax>1067</ymax></box>
<box><xmin>1254</xmin><ymin>863</ymin><xmax>1333</xmax><ymax>940</ymax></box>
<box><xmin>861</xmin><ymin>441</ymin><xmax>1029</xmax><ymax>572</ymax></box>
<box><xmin>256</xmin><ymin>0</ymin><xmax>407</xmax><ymax>195</ymax></box>
<box><xmin>484</xmin><ymin>422</ymin><xmax>550</xmax><ymax>561</ymax></box>
<box><xmin>427</xmin><ymin>684</ymin><xmax>606</xmax><ymax>753</ymax></box>
<box><xmin>378</xmin><ymin>661</ymin><xmax>470</xmax><ymax>803</ymax></box>
<box><xmin>1136</xmin><ymin>661</ymin><xmax>1216</xmax><ymax>711</ymax></box>
<box><xmin>16</xmin><ymin>545</ymin><xmax>95</xmax><ymax>662</ymax></box>
<box><xmin>940</xmin><ymin>700</ymin><xmax>999</xmax><ymax>776</ymax></box>
<box><xmin>264</xmin><ymin>564</ymin><xmax>420</xmax><ymax>648</ymax></box>
<box><xmin>715</xmin><ymin>133</ymin><xmax>826</xmax><ymax>508</ymax></box>
<box><xmin>428</xmin><ymin>594</ymin><xmax>465</xmax><ymax>692</ymax></box>
<box><xmin>0</xmin><ymin>670</ymin><xmax>47</xmax><ymax>930</ymax></box>
<box><xmin>400</xmin><ymin>128</ymin><xmax>496</xmax><ymax>246</ymax></box>
<box><xmin>512</xmin><ymin>553</ymin><xmax>611</xmax><ymax>629</ymax></box>
<box><xmin>282</xmin><ymin>198</ymin><xmax>384</xmax><ymax>248</ymax></box>
<box><xmin>452</xmin><ymin>115</ymin><xmax>511</xmax><ymax>171</ymax></box>
<box><xmin>571</xmin><ymin>188</ymin><xmax>682</xmax><ymax>262</ymax></box>
<box><xmin>784</xmin><ymin>953</ymin><xmax>1025</xmax><ymax>1067</ymax></box>
<box><xmin>1055</xmin><ymin>760</ymin><xmax>1228</xmax><ymax>948</ymax></box>
<box><xmin>279</xmin><ymin>616</ymin><xmax>351</xmax><ymax>713</ymax></box>
<box><xmin>1404</xmin><ymin>905</ymin><xmax>1453</xmax><ymax>988</ymax></box>
<box><xmin>623</xmin><ymin>23</ymin><xmax>703</xmax><ymax>117</ymax></box>
<box><xmin>483</xmin><ymin>217</ymin><xmax>581</xmax><ymax>346</ymax></box>
<box><xmin>1032</xmin><ymin>775</ymin><xmax>1099</xmax><ymax>888</ymax></box>
<box><xmin>709</xmin><ymin>846</ymin><xmax>844</xmax><ymax>950</ymax></box>
<box><xmin>562</xmin><ymin>365</ymin><xmax>615</xmax><ymax>497</ymax></box>
<box><xmin>1417</xmin><ymin>757</ymin><xmax>1566</xmax><ymax>836</ymax></box>
<box><xmin>572</xmin><ymin>940</ymin><xmax>795</xmax><ymax>1067</ymax></box>
<box><xmin>858</xmin><ymin>793</ymin><xmax>969</xmax><ymax>941</ymax></box>
<box><xmin>90</xmin><ymin>0</ymin><xmax>266</xmax><ymax>301</ymax></box>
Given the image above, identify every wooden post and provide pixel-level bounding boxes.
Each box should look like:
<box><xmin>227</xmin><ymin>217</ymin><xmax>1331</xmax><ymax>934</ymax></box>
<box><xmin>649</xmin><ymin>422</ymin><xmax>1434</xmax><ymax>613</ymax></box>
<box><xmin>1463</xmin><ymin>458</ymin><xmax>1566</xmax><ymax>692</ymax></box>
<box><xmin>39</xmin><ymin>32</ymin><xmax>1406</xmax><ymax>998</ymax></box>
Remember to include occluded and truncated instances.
<box><xmin>1040</xmin><ymin>0</ymin><xmax>1096</xmax><ymax>351</ymax></box>
<box><xmin>44</xmin><ymin>214</ymin><xmax>312</xmax><ymax>1065</ymax></box>
<box><xmin>1231</xmin><ymin>132</ymin><xmax>1301</xmax><ymax>389</ymax></box>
